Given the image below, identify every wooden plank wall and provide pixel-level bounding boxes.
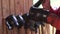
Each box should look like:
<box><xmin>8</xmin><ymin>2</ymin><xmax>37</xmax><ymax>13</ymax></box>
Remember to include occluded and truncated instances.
<box><xmin>0</xmin><ymin>0</ymin><xmax>33</xmax><ymax>34</ymax></box>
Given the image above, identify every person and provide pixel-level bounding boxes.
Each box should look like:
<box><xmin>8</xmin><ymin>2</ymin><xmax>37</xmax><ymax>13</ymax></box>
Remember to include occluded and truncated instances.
<box><xmin>42</xmin><ymin>0</ymin><xmax>60</xmax><ymax>34</ymax></box>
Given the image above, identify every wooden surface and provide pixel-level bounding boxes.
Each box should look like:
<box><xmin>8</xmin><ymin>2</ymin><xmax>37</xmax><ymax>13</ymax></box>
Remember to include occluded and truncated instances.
<box><xmin>0</xmin><ymin>0</ymin><xmax>56</xmax><ymax>34</ymax></box>
<box><xmin>0</xmin><ymin>0</ymin><xmax>32</xmax><ymax>34</ymax></box>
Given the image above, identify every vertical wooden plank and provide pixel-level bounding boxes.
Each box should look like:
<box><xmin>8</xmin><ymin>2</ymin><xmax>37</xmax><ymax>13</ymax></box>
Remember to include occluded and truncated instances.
<box><xmin>28</xmin><ymin>0</ymin><xmax>33</xmax><ymax>10</ymax></box>
<box><xmin>15</xmin><ymin>0</ymin><xmax>21</xmax><ymax>15</ymax></box>
<box><xmin>24</xmin><ymin>0</ymin><xmax>29</xmax><ymax>13</ymax></box>
<box><xmin>2</xmin><ymin>0</ymin><xmax>10</xmax><ymax>34</ymax></box>
<box><xmin>19</xmin><ymin>0</ymin><xmax>24</xmax><ymax>15</ymax></box>
<box><xmin>2</xmin><ymin>0</ymin><xmax>10</xmax><ymax>18</ymax></box>
<box><xmin>10</xmin><ymin>0</ymin><xmax>16</xmax><ymax>34</ymax></box>
<box><xmin>0</xmin><ymin>0</ymin><xmax>3</xmax><ymax>34</ymax></box>
<box><xmin>31</xmin><ymin>30</ymin><xmax>35</xmax><ymax>34</ymax></box>
<box><xmin>19</xmin><ymin>26</ymin><xmax>25</xmax><ymax>34</ymax></box>
<box><xmin>12</xmin><ymin>27</ymin><xmax>18</xmax><ymax>34</ymax></box>
<box><xmin>10</xmin><ymin>0</ymin><xmax>15</xmax><ymax>15</ymax></box>
<box><xmin>26</xmin><ymin>28</ymin><xmax>31</xmax><ymax>34</ymax></box>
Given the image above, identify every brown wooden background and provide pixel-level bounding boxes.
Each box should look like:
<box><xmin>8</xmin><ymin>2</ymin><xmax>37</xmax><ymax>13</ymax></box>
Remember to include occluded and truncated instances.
<box><xmin>0</xmin><ymin>0</ymin><xmax>56</xmax><ymax>34</ymax></box>
<box><xmin>0</xmin><ymin>0</ymin><xmax>33</xmax><ymax>34</ymax></box>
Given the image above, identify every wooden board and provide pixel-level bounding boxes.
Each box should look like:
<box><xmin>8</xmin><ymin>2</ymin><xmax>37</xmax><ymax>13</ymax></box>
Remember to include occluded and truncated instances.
<box><xmin>9</xmin><ymin>0</ymin><xmax>16</xmax><ymax>34</ymax></box>
<box><xmin>0</xmin><ymin>0</ymin><xmax>3</xmax><ymax>34</ymax></box>
<box><xmin>24</xmin><ymin>0</ymin><xmax>29</xmax><ymax>13</ymax></box>
<box><xmin>15</xmin><ymin>0</ymin><xmax>21</xmax><ymax>15</ymax></box>
<box><xmin>2</xmin><ymin>0</ymin><xmax>10</xmax><ymax>34</ymax></box>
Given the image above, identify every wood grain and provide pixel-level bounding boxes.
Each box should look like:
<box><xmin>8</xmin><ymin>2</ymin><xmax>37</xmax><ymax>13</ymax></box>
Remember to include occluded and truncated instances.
<box><xmin>9</xmin><ymin>0</ymin><xmax>16</xmax><ymax>34</ymax></box>
<box><xmin>0</xmin><ymin>0</ymin><xmax>3</xmax><ymax>34</ymax></box>
<box><xmin>2</xmin><ymin>0</ymin><xmax>10</xmax><ymax>34</ymax></box>
<box><xmin>15</xmin><ymin>0</ymin><xmax>21</xmax><ymax>15</ymax></box>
